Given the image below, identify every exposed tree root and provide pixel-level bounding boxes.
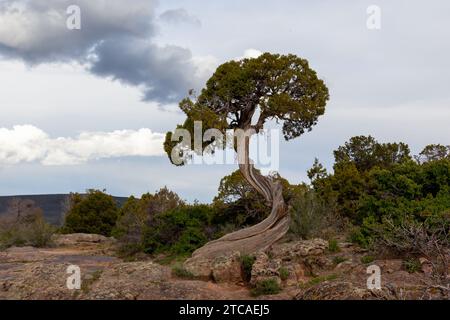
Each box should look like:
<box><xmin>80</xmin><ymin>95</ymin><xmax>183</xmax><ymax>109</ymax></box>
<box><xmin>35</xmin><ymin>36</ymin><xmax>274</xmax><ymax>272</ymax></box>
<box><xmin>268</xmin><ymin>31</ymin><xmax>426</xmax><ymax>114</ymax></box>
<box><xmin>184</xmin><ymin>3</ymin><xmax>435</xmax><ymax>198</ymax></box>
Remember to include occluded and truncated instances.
<box><xmin>185</xmin><ymin>134</ymin><xmax>289</xmax><ymax>263</ymax></box>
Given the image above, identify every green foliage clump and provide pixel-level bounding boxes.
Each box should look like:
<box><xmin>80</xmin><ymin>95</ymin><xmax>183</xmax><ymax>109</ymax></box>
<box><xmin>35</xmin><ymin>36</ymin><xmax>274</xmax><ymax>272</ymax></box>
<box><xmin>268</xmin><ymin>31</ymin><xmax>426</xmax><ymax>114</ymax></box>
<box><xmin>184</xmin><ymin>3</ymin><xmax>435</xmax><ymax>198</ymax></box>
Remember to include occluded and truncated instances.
<box><xmin>332</xmin><ymin>256</ymin><xmax>348</xmax><ymax>265</ymax></box>
<box><xmin>81</xmin><ymin>270</ymin><xmax>103</xmax><ymax>293</ymax></box>
<box><xmin>61</xmin><ymin>190</ymin><xmax>119</xmax><ymax>236</ymax></box>
<box><xmin>240</xmin><ymin>255</ymin><xmax>256</xmax><ymax>282</ymax></box>
<box><xmin>403</xmin><ymin>258</ymin><xmax>421</xmax><ymax>273</ymax></box>
<box><xmin>279</xmin><ymin>267</ymin><xmax>290</xmax><ymax>281</ymax></box>
<box><xmin>25</xmin><ymin>216</ymin><xmax>55</xmax><ymax>247</ymax></box>
<box><xmin>300</xmin><ymin>274</ymin><xmax>338</xmax><ymax>289</ymax></box>
<box><xmin>112</xmin><ymin>187</ymin><xmax>216</xmax><ymax>258</ymax></box>
<box><xmin>289</xmin><ymin>188</ymin><xmax>338</xmax><ymax>239</ymax></box>
<box><xmin>360</xmin><ymin>255</ymin><xmax>375</xmax><ymax>264</ymax></box>
<box><xmin>113</xmin><ymin>187</ymin><xmax>184</xmax><ymax>257</ymax></box>
<box><xmin>143</xmin><ymin>204</ymin><xmax>215</xmax><ymax>256</ymax></box>
<box><xmin>362</xmin><ymin>214</ymin><xmax>449</xmax><ymax>257</ymax></box>
<box><xmin>172</xmin><ymin>265</ymin><xmax>195</xmax><ymax>279</ymax></box>
<box><xmin>348</xmin><ymin>226</ymin><xmax>373</xmax><ymax>248</ymax></box>
<box><xmin>328</xmin><ymin>239</ymin><xmax>340</xmax><ymax>253</ymax></box>
<box><xmin>251</xmin><ymin>279</ymin><xmax>281</xmax><ymax>297</ymax></box>
<box><xmin>333</xmin><ymin>135</ymin><xmax>411</xmax><ymax>172</ymax></box>
<box><xmin>112</xmin><ymin>196</ymin><xmax>146</xmax><ymax>256</ymax></box>
<box><xmin>0</xmin><ymin>200</ymin><xmax>54</xmax><ymax>249</ymax></box>
<box><xmin>417</xmin><ymin>144</ymin><xmax>450</xmax><ymax>163</ymax></box>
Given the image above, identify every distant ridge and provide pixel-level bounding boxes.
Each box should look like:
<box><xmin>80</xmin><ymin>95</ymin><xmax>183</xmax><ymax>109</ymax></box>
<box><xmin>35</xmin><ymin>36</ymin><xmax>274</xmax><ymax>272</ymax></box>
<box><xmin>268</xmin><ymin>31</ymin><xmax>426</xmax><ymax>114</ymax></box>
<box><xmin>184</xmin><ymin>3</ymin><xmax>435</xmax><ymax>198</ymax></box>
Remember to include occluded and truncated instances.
<box><xmin>0</xmin><ymin>194</ymin><xmax>128</xmax><ymax>225</ymax></box>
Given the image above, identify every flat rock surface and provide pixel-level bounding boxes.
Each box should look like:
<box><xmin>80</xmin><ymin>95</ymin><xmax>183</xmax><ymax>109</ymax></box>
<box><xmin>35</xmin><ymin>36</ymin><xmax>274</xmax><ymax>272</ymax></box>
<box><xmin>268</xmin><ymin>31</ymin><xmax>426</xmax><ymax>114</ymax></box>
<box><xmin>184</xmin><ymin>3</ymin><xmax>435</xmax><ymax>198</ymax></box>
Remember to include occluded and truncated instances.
<box><xmin>0</xmin><ymin>236</ymin><xmax>448</xmax><ymax>300</ymax></box>
<box><xmin>0</xmin><ymin>237</ymin><xmax>252</xmax><ymax>300</ymax></box>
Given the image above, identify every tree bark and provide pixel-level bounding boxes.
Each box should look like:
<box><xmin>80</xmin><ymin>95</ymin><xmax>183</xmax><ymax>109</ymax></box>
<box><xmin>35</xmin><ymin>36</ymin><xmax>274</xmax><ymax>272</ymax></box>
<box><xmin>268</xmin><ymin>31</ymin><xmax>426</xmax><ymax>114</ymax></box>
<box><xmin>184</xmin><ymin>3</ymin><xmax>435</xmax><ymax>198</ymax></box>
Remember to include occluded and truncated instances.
<box><xmin>186</xmin><ymin>130</ymin><xmax>290</xmax><ymax>261</ymax></box>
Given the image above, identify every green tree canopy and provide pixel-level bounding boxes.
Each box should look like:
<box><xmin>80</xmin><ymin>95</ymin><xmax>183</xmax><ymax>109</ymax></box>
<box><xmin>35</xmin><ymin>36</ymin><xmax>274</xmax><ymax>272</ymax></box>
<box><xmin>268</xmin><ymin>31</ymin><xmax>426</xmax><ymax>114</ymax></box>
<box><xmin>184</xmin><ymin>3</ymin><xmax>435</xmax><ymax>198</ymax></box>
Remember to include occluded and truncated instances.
<box><xmin>62</xmin><ymin>190</ymin><xmax>119</xmax><ymax>236</ymax></box>
<box><xmin>333</xmin><ymin>135</ymin><xmax>411</xmax><ymax>172</ymax></box>
<box><xmin>164</xmin><ymin>53</ymin><xmax>329</xmax><ymax>164</ymax></box>
<box><xmin>418</xmin><ymin>144</ymin><xmax>450</xmax><ymax>163</ymax></box>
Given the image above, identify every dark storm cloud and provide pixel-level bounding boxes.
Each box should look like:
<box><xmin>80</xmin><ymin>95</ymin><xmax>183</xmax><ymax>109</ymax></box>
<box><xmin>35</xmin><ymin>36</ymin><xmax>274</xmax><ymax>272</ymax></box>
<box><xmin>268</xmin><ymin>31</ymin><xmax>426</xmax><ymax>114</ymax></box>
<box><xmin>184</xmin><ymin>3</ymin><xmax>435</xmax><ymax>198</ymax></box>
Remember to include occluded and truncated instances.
<box><xmin>90</xmin><ymin>39</ymin><xmax>198</xmax><ymax>102</ymax></box>
<box><xmin>0</xmin><ymin>0</ymin><xmax>204</xmax><ymax>103</ymax></box>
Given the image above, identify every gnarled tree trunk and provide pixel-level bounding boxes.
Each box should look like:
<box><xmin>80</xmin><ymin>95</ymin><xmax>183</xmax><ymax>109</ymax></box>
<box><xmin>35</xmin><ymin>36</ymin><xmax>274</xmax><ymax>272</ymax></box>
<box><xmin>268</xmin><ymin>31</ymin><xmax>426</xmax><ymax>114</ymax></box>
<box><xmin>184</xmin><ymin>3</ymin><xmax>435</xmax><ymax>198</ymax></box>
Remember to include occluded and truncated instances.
<box><xmin>185</xmin><ymin>131</ymin><xmax>290</xmax><ymax>263</ymax></box>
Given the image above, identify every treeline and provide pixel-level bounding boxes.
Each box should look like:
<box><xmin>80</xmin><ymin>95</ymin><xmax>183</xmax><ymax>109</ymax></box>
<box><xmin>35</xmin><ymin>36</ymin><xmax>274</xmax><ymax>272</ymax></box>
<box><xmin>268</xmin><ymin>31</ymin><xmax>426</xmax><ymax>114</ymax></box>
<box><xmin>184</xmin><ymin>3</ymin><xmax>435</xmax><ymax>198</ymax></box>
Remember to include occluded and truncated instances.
<box><xmin>61</xmin><ymin>185</ymin><xmax>272</xmax><ymax>258</ymax></box>
<box><xmin>309</xmin><ymin>136</ymin><xmax>449</xmax><ymax>243</ymax></box>
<box><xmin>1</xmin><ymin>136</ymin><xmax>449</xmax><ymax>268</ymax></box>
<box><xmin>306</xmin><ymin>137</ymin><xmax>450</xmax><ymax>280</ymax></box>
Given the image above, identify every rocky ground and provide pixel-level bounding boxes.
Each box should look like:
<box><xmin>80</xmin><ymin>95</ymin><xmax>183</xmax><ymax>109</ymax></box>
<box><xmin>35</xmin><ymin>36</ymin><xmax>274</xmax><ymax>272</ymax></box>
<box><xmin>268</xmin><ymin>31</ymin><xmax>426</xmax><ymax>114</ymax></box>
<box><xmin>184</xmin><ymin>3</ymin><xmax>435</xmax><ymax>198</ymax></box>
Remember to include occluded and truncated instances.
<box><xmin>0</xmin><ymin>234</ymin><xmax>448</xmax><ymax>300</ymax></box>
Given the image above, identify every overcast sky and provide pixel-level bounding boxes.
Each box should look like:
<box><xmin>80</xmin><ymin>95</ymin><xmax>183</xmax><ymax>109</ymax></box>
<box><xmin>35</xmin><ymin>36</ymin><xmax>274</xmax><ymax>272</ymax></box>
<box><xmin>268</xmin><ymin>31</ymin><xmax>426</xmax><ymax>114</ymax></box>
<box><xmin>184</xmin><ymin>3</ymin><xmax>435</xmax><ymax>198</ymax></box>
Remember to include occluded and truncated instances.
<box><xmin>0</xmin><ymin>0</ymin><xmax>449</xmax><ymax>202</ymax></box>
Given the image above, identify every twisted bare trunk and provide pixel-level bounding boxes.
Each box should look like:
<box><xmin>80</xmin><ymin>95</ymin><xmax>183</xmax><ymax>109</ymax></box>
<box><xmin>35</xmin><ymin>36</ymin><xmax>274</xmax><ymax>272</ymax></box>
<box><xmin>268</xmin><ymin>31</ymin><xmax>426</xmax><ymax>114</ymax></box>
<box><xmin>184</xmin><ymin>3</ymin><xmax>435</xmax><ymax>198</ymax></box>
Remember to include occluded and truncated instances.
<box><xmin>186</xmin><ymin>130</ymin><xmax>290</xmax><ymax>262</ymax></box>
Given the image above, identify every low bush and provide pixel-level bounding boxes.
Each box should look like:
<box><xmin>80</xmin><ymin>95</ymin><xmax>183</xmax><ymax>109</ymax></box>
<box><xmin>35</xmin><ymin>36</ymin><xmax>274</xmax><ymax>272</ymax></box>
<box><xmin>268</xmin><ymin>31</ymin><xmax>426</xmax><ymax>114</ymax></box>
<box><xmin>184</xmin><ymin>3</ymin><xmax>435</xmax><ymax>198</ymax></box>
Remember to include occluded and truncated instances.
<box><xmin>328</xmin><ymin>239</ymin><xmax>340</xmax><ymax>253</ymax></box>
<box><xmin>403</xmin><ymin>258</ymin><xmax>421</xmax><ymax>273</ymax></box>
<box><xmin>360</xmin><ymin>255</ymin><xmax>375</xmax><ymax>264</ymax></box>
<box><xmin>0</xmin><ymin>205</ymin><xmax>54</xmax><ymax>249</ymax></box>
<box><xmin>332</xmin><ymin>256</ymin><xmax>348</xmax><ymax>265</ymax></box>
<box><xmin>172</xmin><ymin>265</ymin><xmax>195</xmax><ymax>279</ymax></box>
<box><xmin>289</xmin><ymin>189</ymin><xmax>340</xmax><ymax>239</ymax></box>
<box><xmin>240</xmin><ymin>255</ymin><xmax>256</xmax><ymax>282</ymax></box>
<box><xmin>364</xmin><ymin>214</ymin><xmax>449</xmax><ymax>281</ymax></box>
<box><xmin>251</xmin><ymin>279</ymin><xmax>281</xmax><ymax>296</ymax></box>
<box><xmin>143</xmin><ymin>204</ymin><xmax>215</xmax><ymax>256</ymax></box>
<box><xmin>113</xmin><ymin>188</ymin><xmax>185</xmax><ymax>257</ymax></box>
<box><xmin>279</xmin><ymin>267</ymin><xmax>290</xmax><ymax>281</ymax></box>
<box><xmin>348</xmin><ymin>226</ymin><xmax>373</xmax><ymax>248</ymax></box>
<box><xmin>300</xmin><ymin>274</ymin><xmax>338</xmax><ymax>289</ymax></box>
<box><xmin>61</xmin><ymin>190</ymin><xmax>119</xmax><ymax>237</ymax></box>
<box><xmin>81</xmin><ymin>270</ymin><xmax>103</xmax><ymax>293</ymax></box>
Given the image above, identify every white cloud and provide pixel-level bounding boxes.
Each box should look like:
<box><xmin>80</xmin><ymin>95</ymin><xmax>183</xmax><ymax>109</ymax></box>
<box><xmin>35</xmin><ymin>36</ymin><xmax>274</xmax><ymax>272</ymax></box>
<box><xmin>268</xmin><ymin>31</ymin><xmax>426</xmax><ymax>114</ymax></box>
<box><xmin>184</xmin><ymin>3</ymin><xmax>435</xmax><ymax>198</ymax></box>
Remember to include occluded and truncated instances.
<box><xmin>235</xmin><ymin>49</ymin><xmax>263</xmax><ymax>61</ymax></box>
<box><xmin>0</xmin><ymin>125</ymin><xmax>165</xmax><ymax>166</ymax></box>
<box><xmin>191</xmin><ymin>55</ymin><xmax>218</xmax><ymax>82</ymax></box>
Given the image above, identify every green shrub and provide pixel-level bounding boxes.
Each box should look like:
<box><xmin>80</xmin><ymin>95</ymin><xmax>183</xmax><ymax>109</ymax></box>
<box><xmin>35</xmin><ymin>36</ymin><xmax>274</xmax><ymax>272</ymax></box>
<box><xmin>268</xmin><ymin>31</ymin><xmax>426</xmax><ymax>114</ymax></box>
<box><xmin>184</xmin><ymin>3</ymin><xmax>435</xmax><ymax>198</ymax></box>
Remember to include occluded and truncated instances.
<box><xmin>403</xmin><ymin>258</ymin><xmax>421</xmax><ymax>273</ymax></box>
<box><xmin>348</xmin><ymin>226</ymin><xmax>372</xmax><ymax>248</ymax></box>
<box><xmin>251</xmin><ymin>279</ymin><xmax>281</xmax><ymax>296</ymax></box>
<box><xmin>360</xmin><ymin>255</ymin><xmax>375</xmax><ymax>264</ymax></box>
<box><xmin>332</xmin><ymin>256</ymin><xmax>348</xmax><ymax>265</ymax></box>
<box><xmin>240</xmin><ymin>255</ymin><xmax>256</xmax><ymax>282</ymax></box>
<box><xmin>0</xmin><ymin>206</ymin><xmax>54</xmax><ymax>249</ymax></box>
<box><xmin>112</xmin><ymin>188</ymin><xmax>185</xmax><ymax>257</ymax></box>
<box><xmin>279</xmin><ymin>267</ymin><xmax>289</xmax><ymax>281</ymax></box>
<box><xmin>81</xmin><ymin>270</ymin><xmax>103</xmax><ymax>293</ymax></box>
<box><xmin>62</xmin><ymin>190</ymin><xmax>119</xmax><ymax>236</ymax></box>
<box><xmin>300</xmin><ymin>274</ymin><xmax>338</xmax><ymax>289</ymax></box>
<box><xmin>24</xmin><ymin>216</ymin><xmax>55</xmax><ymax>247</ymax></box>
<box><xmin>328</xmin><ymin>239</ymin><xmax>340</xmax><ymax>253</ymax></box>
<box><xmin>112</xmin><ymin>189</ymin><xmax>227</xmax><ymax>258</ymax></box>
<box><xmin>289</xmin><ymin>189</ymin><xmax>338</xmax><ymax>239</ymax></box>
<box><xmin>143</xmin><ymin>204</ymin><xmax>215</xmax><ymax>256</ymax></box>
<box><xmin>172</xmin><ymin>265</ymin><xmax>195</xmax><ymax>279</ymax></box>
<box><xmin>362</xmin><ymin>214</ymin><xmax>449</xmax><ymax>255</ymax></box>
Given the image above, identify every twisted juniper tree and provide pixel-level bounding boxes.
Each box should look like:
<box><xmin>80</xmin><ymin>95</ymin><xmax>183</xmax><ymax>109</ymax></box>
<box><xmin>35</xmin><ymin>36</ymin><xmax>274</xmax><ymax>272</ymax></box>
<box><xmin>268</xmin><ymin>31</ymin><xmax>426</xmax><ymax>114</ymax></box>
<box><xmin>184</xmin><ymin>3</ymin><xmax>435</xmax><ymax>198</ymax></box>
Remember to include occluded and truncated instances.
<box><xmin>164</xmin><ymin>53</ymin><xmax>329</xmax><ymax>260</ymax></box>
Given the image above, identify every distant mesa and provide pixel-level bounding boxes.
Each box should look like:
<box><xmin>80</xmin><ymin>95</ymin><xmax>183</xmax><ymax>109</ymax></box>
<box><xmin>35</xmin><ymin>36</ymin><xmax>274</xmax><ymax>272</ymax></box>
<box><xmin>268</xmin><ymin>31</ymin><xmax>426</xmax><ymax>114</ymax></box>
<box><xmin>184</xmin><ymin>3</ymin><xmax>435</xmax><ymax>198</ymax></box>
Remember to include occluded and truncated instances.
<box><xmin>0</xmin><ymin>194</ymin><xmax>127</xmax><ymax>225</ymax></box>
